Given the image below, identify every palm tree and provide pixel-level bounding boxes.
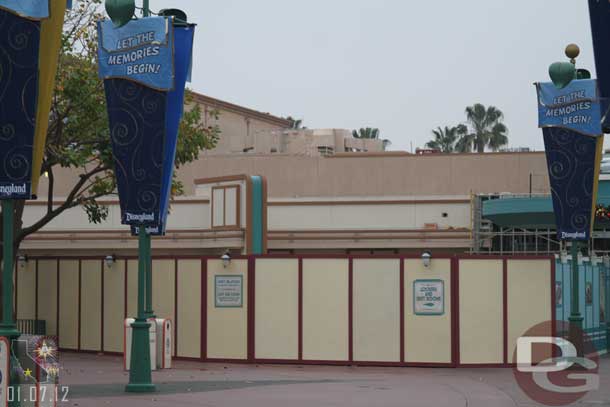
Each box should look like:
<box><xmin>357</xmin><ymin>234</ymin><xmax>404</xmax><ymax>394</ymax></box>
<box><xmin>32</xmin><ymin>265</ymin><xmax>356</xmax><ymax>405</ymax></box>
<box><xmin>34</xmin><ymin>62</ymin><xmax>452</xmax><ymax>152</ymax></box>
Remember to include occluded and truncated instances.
<box><xmin>286</xmin><ymin>116</ymin><xmax>305</xmax><ymax>129</ymax></box>
<box><xmin>352</xmin><ymin>127</ymin><xmax>380</xmax><ymax>139</ymax></box>
<box><xmin>425</xmin><ymin>125</ymin><xmax>467</xmax><ymax>153</ymax></box>
<box><xmin>352</xmin><ymin>127</ymin><xmax>391</xmax><ymax>151</ymax></box>
<box><xmin>458</xmin><ymin>104</ymin><xmax>508</xmax><ymax>153</ymax></box>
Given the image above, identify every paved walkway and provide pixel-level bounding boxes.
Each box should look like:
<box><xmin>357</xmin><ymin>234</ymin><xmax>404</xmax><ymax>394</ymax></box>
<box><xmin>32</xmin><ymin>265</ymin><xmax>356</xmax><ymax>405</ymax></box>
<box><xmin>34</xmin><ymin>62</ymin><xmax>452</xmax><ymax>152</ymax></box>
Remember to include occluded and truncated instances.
<box><xmin>52</xmin><ymin>353</ymin><xmax>610</xmax><ymax>406</ymax></box>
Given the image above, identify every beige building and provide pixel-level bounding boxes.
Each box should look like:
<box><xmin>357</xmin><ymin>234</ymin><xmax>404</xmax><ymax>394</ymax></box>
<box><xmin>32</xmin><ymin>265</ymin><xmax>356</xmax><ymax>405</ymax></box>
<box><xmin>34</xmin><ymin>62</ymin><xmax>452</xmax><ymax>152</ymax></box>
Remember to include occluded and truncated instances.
<box><xmin>191</xmin><ymin>93</ymin><xmax>384</xmax><ymax>156</ymax></box>
<box><xmin>20</xmin><ymin>139</ymin><xmax>550</xmax><ymax>256</ymax></box>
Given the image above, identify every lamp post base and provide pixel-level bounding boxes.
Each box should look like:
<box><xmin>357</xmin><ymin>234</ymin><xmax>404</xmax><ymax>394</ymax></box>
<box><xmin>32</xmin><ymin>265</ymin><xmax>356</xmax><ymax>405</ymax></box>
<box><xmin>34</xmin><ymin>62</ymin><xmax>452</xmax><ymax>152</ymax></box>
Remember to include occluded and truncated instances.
<box><xmin>0</xmin><ymin>324</ymin><xmax>20</xmax><ymax>340</ymax></box>
<box><xmin>0</xmin><ymin>326</ymin><xmax>21</xmax><ymax>407</ymax></box>
<box><xmin>125</xmin><ymin>383</ymin><xmax>157</xmax><ymax>393</ymax></box>
<box><xmin>125</xmin><ymin>319</ymin><xmax>155</xmax><ymax>393</ymax></box>
<box><xmin>568</xmin><ymin>315</ymin><xmax>584</xmax><ymax>356</ymax></box>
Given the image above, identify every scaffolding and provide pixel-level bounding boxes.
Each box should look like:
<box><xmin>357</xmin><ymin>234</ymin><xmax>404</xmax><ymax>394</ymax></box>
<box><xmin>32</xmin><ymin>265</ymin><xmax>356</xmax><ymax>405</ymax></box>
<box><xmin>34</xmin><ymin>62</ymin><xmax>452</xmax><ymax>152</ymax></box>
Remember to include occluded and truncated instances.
<box><xmin>471</xmin><ymin>193</ymin><xmax>561</xmax><ymax>255</ymax></box>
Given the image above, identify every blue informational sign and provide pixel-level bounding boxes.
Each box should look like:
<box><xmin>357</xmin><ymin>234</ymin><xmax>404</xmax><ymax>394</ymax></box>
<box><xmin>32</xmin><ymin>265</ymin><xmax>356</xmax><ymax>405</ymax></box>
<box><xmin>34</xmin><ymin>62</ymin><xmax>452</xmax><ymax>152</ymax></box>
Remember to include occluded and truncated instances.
<box><xmin>98</xmin><ymin>17</ymin><xmax>175</xmax><ymax>90</ymax></box>
<box><xmin>0</xmin><ymin>0</ymin><xmax>49</xmax><ymax>19</ymax></box>
<box><xmin>0</xmin><ymin>8</ymin><xmax>41</xmax><ymax>199</ymax></box>
<box><xmin>537</xmin><ymin>80</ymin><xmax>602</xmax><ymax>137</ymax></box>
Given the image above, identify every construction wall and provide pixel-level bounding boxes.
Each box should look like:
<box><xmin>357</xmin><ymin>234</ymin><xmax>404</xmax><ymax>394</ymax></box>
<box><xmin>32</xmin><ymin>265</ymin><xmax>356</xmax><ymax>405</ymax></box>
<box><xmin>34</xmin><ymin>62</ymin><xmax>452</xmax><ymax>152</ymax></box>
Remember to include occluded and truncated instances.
<box><xmin>15</xmin><ymin>255</ymin><xmax>554</xmax><ymax>366</ymax></box>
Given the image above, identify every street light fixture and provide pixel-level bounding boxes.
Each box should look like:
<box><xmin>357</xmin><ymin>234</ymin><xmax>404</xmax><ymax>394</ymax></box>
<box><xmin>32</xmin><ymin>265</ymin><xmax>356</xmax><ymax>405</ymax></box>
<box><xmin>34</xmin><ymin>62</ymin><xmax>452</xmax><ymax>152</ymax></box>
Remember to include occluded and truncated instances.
<box><xmin>104</xmin><ymin>254</ymin><xmax>116</xmax><ymax>270</ymax></box>
<box><xmin>222</xmin><ymin>251</ymin><xmax>232</xmax><ymax>268</ymax></box>
<box><xmin>421</xmin><ymin>251</ymin><xmax>432</xmax><ymax>268</ymax></box>
<box><xmin>17</xmin><ymin>255</ymin><xmax>28</xmax><ymax>270</ymax></box>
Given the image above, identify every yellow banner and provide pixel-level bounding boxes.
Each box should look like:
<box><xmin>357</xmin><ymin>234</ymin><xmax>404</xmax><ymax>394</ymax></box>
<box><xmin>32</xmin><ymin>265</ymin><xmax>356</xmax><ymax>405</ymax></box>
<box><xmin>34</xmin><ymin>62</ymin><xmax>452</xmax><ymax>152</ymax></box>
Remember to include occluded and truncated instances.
<box><xmin>31</xmin><ymin>0</ymin><xmax>67</xmax><ymax>196</ymax></box>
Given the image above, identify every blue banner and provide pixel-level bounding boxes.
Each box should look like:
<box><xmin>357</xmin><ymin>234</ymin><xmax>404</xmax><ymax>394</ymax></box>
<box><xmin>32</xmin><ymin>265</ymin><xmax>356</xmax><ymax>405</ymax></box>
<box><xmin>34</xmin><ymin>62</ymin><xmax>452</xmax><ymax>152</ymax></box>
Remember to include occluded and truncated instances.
<box><xmin>543</xmin><ymin>128</ymin><xmax>602</xmax><ymax>241</ymax></box>
<box><xmin>0</xmin><ymin>8</ymin><xmax>41</xmax><ymax>199</ymax></box>
<box><xmin>588</xmin><ymin>0</ymin><xmax>610</xmax><ymax>130</ymax></box>
<box><xmin>158</xmin><ymin>25</ymin><xmax>195</xmax><ymax>233</ymax></box>
<box><xmin>537</xmin><ymin>79</ymin><xmax>602</xmax><ymax>137</ymax></box>
<box><xmin>104</xmin><ymin>79</ymin><xmax>166</xmax><ymax>226</ymax></box>
<box><xmin>129</xmin><ymin>24</ymin><xmax>195</xmax><ymax>235</ymax></box>
<box><xmin>0</xmin><ymin>0</ymin><xmax>48</xmax><ymax>19</ymax></box>
<box><xmin>98</xmin><ymin>17</ymin><xmax>175</xmax><ymax>90</ymax></box>
<box><xmin>589</xmin><ymin>0</ymin><xmax>610</xmax><ymax>98</ymax></box>
<box><xmin>101</xmin><ymin>18</ymin><xmax>194</xmax><ymax>228</ymax></box>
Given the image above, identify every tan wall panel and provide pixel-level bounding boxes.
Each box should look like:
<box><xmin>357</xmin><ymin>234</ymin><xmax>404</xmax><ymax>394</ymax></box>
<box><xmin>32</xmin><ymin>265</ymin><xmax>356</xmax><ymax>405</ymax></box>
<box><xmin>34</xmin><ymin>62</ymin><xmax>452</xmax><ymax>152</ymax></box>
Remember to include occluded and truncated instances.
<box><xmin>207</xmin><ymin>259</ymin><xmax>248</xmax><ymax>359</ymax></box>
<box><xmin>58</xmin><ymin>261</ymin><xmax>79</xmax><ymax>349</ymax></box>
<box><xmin>37</xmin><ymin>260</ymin><xmax>58</xmax><ymax>336</ymax></box>
<box><xmin>507</xmin><ymin>260</ymin><xmax>552</xmax><ymax>359</ymax></box>
<box><xmin>176</xmin><ymin>260</ymin><xmax>201</xmax><ymax>358</ymax></box>
<box><xmin>16</xmin><ymin>261</ymin><xmax>36</xmax><ymax>320</ymax></box>
<box><xmin>302</xmin><ymin>259</ymin><xmax>349</xmax><ymax>361</ymax></box>
<box><xmin>404</xmin><ymin>259</ymin><xmax>452</xmax><ymax>364</ymax></box>
<box><xmin>80</xmin><ymin>260</ymin><xmax>102</xmax><ymax>351</ymax></box>
<box><xmin>269</xmin><ymin>203</ymin><xmax>470</xmax><ymax>230</ymax></box>
<box><xmin>255</xmin><ymin>259</ymin><xmax>298</xmax><ymax>360</ymax></box>
<box><xmin>353</xmin><ymin>259</ymin><xmax>400</xmax><ymax>362</ymax></box>
<box><xmin>152</xmin><ymin>260</ymin><xmax>175</xmax><ymax>356</ymax></box>
<box><xmin>103</xmin><ymin>261</ymin><xmax>125</xmax><ymax>353</ymax></box>
<box><xmin>459</xmin><ymin>259</ymin><xmax>503</xmax><ymax>364</ymax></box>
<box><xmin>126</xmin><ymin>260</ymin><xmax>138</xmax><ymax>317</ymax></box>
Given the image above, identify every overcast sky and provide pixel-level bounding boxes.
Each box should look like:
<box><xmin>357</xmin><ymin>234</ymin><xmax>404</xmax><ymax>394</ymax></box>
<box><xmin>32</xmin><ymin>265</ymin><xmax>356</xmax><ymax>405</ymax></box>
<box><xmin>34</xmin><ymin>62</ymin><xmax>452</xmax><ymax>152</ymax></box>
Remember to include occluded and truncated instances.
<box><xmin>149</xmin><ymin>0</ymin><xmax>597</xmax><ymax>152</ymax></box>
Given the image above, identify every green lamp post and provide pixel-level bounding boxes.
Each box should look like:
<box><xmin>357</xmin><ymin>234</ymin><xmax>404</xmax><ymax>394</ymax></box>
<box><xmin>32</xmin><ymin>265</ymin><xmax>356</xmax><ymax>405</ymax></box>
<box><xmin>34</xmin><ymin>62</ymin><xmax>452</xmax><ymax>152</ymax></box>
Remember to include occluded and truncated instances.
<box><xmin>548</xmin><ymin>44</ymin><xmax>591</xmax><ymax>352</ymax></box>
<box><xmin>103</xmin><ymin>0</ymin><xmax>157</xmax><ymax>393</ymax></box>
<box><xmin>102</xmin><ymin>0</ymin><xmax>194</xmax><ymax>393</ymax></box>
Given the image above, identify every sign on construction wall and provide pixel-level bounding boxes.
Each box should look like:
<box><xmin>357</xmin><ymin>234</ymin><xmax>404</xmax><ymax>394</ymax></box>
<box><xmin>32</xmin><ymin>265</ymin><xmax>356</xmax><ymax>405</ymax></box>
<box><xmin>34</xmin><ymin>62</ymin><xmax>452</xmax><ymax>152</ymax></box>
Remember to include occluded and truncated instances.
<box><xmin>413</xmin><ymin>280</ymin><xmax>444</xmax><ymax>315</ymax></box>
<box><xmin>215</xmin><ymin>276</ymin><xmax>243</xmax><ymax>308</ymax></box>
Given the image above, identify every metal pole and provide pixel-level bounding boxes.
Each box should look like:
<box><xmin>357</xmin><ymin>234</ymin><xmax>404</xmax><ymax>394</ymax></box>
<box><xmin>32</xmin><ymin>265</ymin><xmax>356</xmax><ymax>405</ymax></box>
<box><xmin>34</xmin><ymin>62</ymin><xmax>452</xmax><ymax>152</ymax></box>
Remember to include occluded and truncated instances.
<box><xmin>2</xmin><ymin>201</ymin><xmax>14</xmax><ymax>326</ymax></box>
<box><xmin>125</xmin><ymin>225</ymin><xmax>155</xmax><ymax>393</ymax></box>
<box><xmin>606</xmin><ymin>266</ymin><xmax>610</xmax><ymax>353</ymax></box>
<box><xmin>143</xmin><ymin>0</ymin><xmax>150</xmax><ymax>17</ymax></box>
<box><xmin>569</xmin><ymin>241</ymin><xmax>584</xmax><ymax>354</ymax></box>
<box><xmin>144</xmin><ymin>230</ymin><xmax>154</xmax><ymax>319</ymax></box>
<box><xmin>1</xmin><ymin>201</ymin><xmax>20</xmax><ymax>407</ymax></box>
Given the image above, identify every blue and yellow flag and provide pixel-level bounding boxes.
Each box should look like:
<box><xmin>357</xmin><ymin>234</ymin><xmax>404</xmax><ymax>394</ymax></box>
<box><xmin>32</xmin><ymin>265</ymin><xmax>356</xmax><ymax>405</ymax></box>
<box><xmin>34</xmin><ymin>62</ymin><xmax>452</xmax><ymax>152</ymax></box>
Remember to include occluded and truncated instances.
<box><xmin>0</xmin><ymin>0</ymin><xmax>68</xmax><ymax>198</ymax></box>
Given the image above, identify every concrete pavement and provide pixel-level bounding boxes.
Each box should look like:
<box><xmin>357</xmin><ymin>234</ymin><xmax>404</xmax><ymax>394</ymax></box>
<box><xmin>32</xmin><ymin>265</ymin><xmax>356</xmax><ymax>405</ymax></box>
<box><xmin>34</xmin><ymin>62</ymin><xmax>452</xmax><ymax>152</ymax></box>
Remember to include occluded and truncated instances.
<box><xmin>51</xmin><ymin>353</ymin><xmax>610</xmax><ymax>407</ymax></box>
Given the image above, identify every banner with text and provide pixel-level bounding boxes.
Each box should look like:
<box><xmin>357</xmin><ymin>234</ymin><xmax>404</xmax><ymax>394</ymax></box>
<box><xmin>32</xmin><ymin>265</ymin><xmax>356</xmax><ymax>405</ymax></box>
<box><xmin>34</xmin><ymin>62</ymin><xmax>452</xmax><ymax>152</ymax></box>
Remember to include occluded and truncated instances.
<box><xmin>537</xmin><ymin>79</ymin><xmax>604</xmax><ymax>240</ymax></box>
<box><xmin>542</xmin><ymin>128</ymin><xmax>603</xmax><ymax>241</ymax></box>
<box><xmin>0</xmin><ymin>2</ymin><xmax>68</xmax><ymax>199</ymax></box>
<box><xmin>100</xmin><ymin>17</ymin><xmax>194</xmax><ymax>228</ymax></box>
<box><xmin>0</xmin><ymin>8</ymin><xmax>41</xmax><ymax>199</ymax></box>
<box><xmin>537</xmin><ymin>79</ymin><xmax>602</xmax><ymax>137</ymax></box>
<box><xmin>98</xmin><ymin>17</ymin><xmax>174</xmax><ymax>90</ymax></box>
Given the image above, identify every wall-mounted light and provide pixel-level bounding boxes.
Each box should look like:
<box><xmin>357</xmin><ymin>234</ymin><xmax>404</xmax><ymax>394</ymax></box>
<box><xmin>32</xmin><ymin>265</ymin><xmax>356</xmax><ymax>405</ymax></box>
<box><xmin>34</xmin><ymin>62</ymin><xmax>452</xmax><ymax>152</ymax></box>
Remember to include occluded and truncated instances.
<box><xmin>421</xmin><ymin>251</ymin><xmax>432</xmax><ymax>268</ymax></box>
<box><xmin>17</xmin><ymin>255</ymin><xmax>28</xmax><ymax>270</ymax></box>
<box><xmin>105</xmin><ymin>254</ymin><xmax>116</xmax><ymax>270</ymax></box>
<box><xmin>560</xmin><ymin>250</ymin><xmax>568</xmax><ymax>264</ymax></box>
<box><xmin>221</xmin><ymin>251</ymin><xmax>231</xmax><ymax>268</ymax></box>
